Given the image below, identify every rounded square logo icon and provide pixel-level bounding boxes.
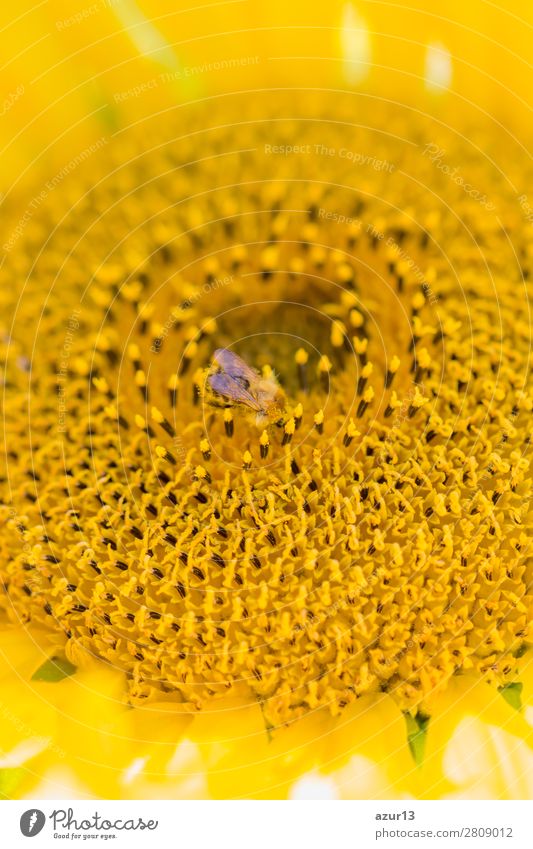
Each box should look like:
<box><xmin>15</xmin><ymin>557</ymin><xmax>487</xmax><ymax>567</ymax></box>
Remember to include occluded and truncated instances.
<box><xmin>20</xmin><ymin>810</ymin><xmax>46</xmax><ymax>837</ymax></box>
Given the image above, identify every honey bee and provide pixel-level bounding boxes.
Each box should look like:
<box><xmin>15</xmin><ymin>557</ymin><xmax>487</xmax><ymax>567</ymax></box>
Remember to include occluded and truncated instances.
<box><xmin>206</xmin><ymin>348</ymin><xmax>286</xmax><ymax>425</ymax></box>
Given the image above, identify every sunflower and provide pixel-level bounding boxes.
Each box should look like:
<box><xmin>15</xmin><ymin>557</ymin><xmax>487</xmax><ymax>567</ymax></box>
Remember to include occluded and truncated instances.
<box><xmin>1</xmin><ymin>4</ymin><xmax>533</xmax><ymax>802</ymax></box>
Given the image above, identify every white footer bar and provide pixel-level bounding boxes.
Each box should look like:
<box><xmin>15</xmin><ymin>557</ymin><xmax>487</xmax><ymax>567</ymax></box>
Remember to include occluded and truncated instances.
<box><xmin>4</xmin><ymin>799</ymin><xmax>533</xmax><ymax>849</ymax></box>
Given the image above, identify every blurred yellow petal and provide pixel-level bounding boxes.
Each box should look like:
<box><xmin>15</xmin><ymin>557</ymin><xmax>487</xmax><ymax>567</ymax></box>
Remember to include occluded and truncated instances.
<box><xmin>52</xmin><ymin>667</ymin><xmax>134</xmax><ymax>797</ymax></box>
<box><xmin>320</xmin><ymin>694</ymin><xmax>416</xmax><ymax>798</ymax></box>
<box><xmin>419</xmin><ymin>677</ymin><xmax>533</xmax><ymax>799</ymax></box>
<box><xmin>0</xmin><ymin>0</ymin><xmax>532</xmax><ymax>185</ymax></box>
<box><xmin>186</xmin><ymin>694</ymin><xmax>333</xmax><ymax>798</ymax></box>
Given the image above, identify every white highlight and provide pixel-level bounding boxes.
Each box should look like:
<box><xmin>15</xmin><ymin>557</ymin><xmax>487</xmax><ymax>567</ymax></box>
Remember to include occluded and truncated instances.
<box><xmin>341</xmin><ymin>4</ymin><xmax>371</xmax><ymax>84</ymax></box>
<box><xmin>425</xmin><ymin>42</ymin><xmax>452</xmax><ymax>91</ymax></box>
<box><xmin>122</xmin><ymin>755</ymin><xmax>148</xmax><ymax>785</ymax></box>
<box><xmin>112</xmin><ymin>0</ymin><xmax>180</xmax><ymax>71</ymax></box>
<box><xmin>0</xmin><ymin>736</ymin><xmax>49</xmax><ymax>768</ymax></box>
<box><xmin>290</xmin><ymin>772</ymin><xmax>339</xmax><ymax>800</ymax></box>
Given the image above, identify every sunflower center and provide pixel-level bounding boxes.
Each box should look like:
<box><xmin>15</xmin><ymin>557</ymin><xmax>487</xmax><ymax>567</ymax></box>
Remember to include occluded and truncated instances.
<box><xmin>1</xmin><ymin>94</ymin><xmax>531</xmax><ymax>726</ymax></box>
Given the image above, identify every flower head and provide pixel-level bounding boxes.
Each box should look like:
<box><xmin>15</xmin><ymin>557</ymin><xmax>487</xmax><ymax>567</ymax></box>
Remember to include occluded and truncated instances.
<box><xmin>0</xmin><ymin>92</ymin><xmax>532</xmax><ymax>798</ymax></box>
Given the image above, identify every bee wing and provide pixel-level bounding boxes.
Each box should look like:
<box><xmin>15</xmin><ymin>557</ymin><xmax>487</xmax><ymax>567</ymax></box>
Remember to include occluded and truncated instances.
<box><xmin>208</xmin><ymin>372</ymin><xmax>262</xmax><ymax>411</ymax></box>
<box><xmin>213</xmin><ymin>348</ymin><xmax>259</xmax><ymax>383</ymax></box>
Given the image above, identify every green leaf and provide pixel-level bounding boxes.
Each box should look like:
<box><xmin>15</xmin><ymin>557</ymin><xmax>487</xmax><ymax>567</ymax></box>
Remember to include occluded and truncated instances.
<box><xmin>513</xmin><ymin>643</ymin><xmax>528</xmax><ymax>659</ymax></box>
<box><xmin>0</xmin><ymin>768</ymin><xmax>25</xmax><ymax>798</ymax></box>
<box><xmin>31</xmin><ymin>656</ymin><xmax>77</xmax><ymax>682</ymax></box>
<box><xmin>256</xmin><ymin>695</ymin><xmax>274</xmax><ymax>743</ymax></box>
<box><xmin>499</xmin><ymin>682</ymin><xmax>523</xmax><ymax>711</ymax></box>
<box><xmin>405</xmin><ymin>711</ymin><xmax>430</xmax><ymax>766</ymax></box>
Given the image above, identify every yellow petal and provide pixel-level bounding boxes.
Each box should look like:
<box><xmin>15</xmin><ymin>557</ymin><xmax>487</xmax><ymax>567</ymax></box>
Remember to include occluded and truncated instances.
<box><xmin>320</xmin><ymin>694</ymin><xmax>416</xmax><ymax>798</ymax></box>
<box><xmin>419</xmin><ymin>676</ymin><xmax>533</xmax><ymax>799</ymax></box>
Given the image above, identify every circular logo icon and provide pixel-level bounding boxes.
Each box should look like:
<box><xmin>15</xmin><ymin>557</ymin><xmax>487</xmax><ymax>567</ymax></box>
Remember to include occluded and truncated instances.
<box><xmin>20</xmin><ymin>810</ymin><xmax>46</xmax><ymax>837</ymax></box>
